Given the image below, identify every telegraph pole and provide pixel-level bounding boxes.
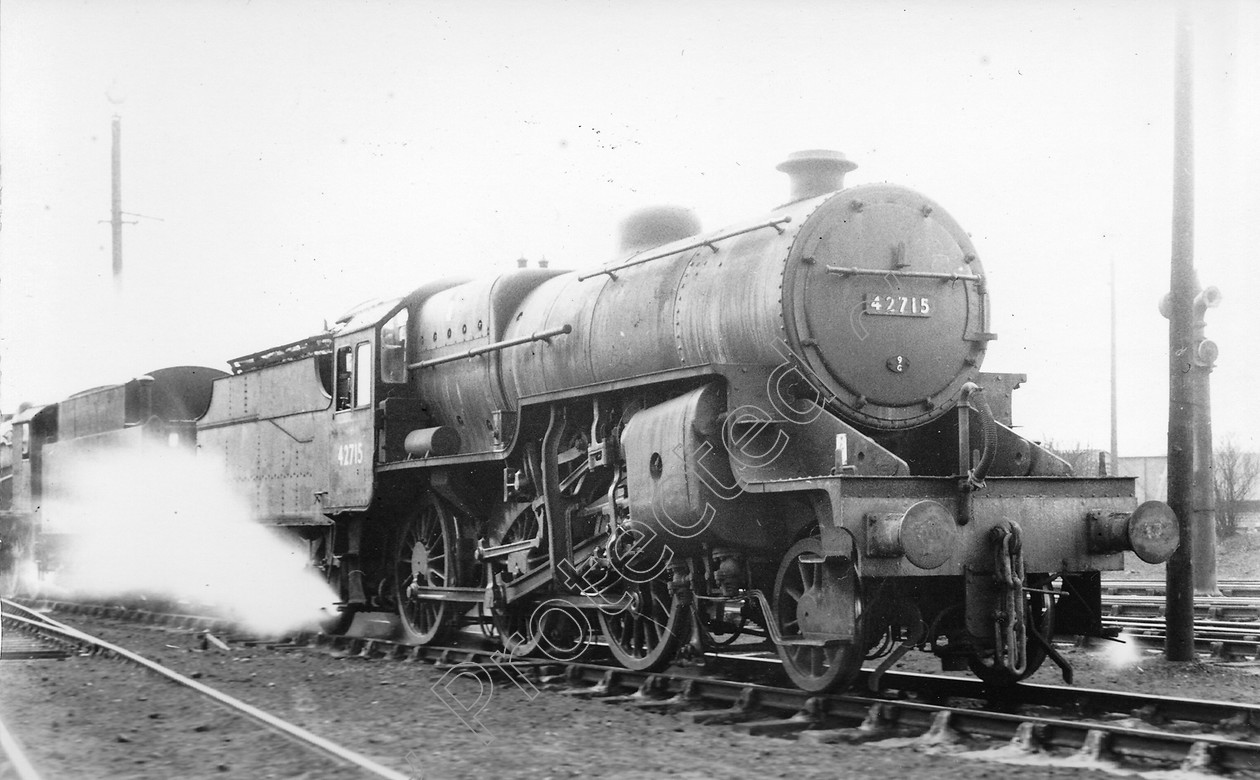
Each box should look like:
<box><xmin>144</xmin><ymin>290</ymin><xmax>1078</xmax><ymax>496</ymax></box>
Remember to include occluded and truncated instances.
<box><xmin>1164</xmin><ymin>0</ymin><xmax>1197</xmax><ymax>662</ymax></box>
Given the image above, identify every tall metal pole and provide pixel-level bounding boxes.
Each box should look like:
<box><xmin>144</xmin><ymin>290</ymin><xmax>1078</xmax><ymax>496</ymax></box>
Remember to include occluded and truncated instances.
<box><xmin>0</xmin><ymin>163</ymin><xmax>4</xmax><ymax>413</ymax></box>
<box><xmin>1191</xmin><ymin>280</ymin><xmax>1218</xmax><ymax>595</ymax></box>
<box><xmin>111</xmin><ymin>116</ymin><xmax>123</xmax><ymax>287</ymax></box>
<box><xmin>0</xmin><ymin>162</ymin><xmax>4</xmax><ymax>414</ymax></box>
<box><xmin>1164</xmin><ymin>0</ymin><xmax>1196</xmax><ymax>662</ymax></box>
<box><xmin>1110</xmin><ymin>257</ymin><xmax>1118</xmax><ymax>475</ymax></box>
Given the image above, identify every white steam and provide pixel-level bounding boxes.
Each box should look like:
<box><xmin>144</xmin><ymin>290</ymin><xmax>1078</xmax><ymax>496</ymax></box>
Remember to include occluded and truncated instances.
<box><xmin>41</xmin><ymin>446</ymin><xmax>338</xmax><ymax>635</ymax></box>
<box><xmin>1102</xmin><ymin>629</ymin><xmax>1144</xmax><ymax>668</ymax></box>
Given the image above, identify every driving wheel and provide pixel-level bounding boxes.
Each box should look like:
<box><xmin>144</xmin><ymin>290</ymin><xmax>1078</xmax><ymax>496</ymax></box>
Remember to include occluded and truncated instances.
<box><xmin>597</xmin><ymin>574</ymin><xmax>688</xmax><ymax>671</ymax></box>
<box><xmin>395</xmin><ymin>496</ymin><xmax>461</xmax><ymax>645</ymax></box>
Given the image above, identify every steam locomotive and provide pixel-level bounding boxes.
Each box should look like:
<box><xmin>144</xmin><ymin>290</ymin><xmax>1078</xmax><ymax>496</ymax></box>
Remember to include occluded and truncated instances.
<box><xmin>0</xmin><ymin>150</ymin><xmax>1178</xmax><ymax>692</ymax></box>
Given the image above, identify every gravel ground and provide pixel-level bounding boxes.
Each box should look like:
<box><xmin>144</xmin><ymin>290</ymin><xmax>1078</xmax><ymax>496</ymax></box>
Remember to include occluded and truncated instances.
<box><xmin>3</xmin><ymin>612</ymin><xmax>1258</xmax><ymax>780</ymax></box>
<box><xmin>894</xmin><ymin>630</ymin><xmax>1260</xmax><ymax>701</ymax></box>
<box><xmin>0</xmin><ymin>639</ymin><xmax>349</xmax><ymax>779</ymax></box>
<box><xmin>4</xmin><ymin>538</ymin><xmax>1258</xmax><ymax>780</ymax></box>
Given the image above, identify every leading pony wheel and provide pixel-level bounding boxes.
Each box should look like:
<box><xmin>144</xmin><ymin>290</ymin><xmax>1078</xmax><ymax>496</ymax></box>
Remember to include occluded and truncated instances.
<box><xmin>772</xmin><ymin>537</ymin><xmax>865</xmax><ymax>693</ymax></box>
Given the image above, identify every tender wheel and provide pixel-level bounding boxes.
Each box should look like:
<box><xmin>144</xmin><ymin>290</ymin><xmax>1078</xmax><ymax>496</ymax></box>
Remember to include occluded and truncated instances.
<box><xmin>773</xmin><ymin>537</ymin><xmax>865</xmax><ymax>693</ymax></box>
<box><xmin>318</xmin><ymin>603</ymin><xmax>358</xmax><ymax>636</ymax></box>
<box><xmin>0</xmin><ymin>541</ymin><xmax>20</xmax><ymax>597</ymax></box>
<box><xmin>0</xmin><ymin>555</ymin><xmax>18</xmax><ymax>597</ymax></box>
<box><xmin>597</xmin><ymin>575</ymin><xmax>688</xmax><ymax>671</ymax></box>
<box><xmin>395</xmin><ymin>497</ymin><xmax>460</xmax><ymax>645</ymax></box>
<box><xmin>0</xmin><ymin>530</ymin><xmax>32</xmax><ymax>597</ymax></box>
<box><xmin>313</xmin><ymin>532</ymin><xmax>357</xmax><ymax>635</ymax></box>
<box><xmin>968</xmin><ymin>576</ymin><xmax>1056</xmax><ymax>685</ymax></box>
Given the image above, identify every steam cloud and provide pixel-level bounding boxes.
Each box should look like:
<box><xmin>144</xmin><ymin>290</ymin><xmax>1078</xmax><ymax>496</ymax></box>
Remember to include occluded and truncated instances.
<box><xmin>39</xmin><ymin>446</ymin><xmax>338</xmax><ymax>635</ymax></box>
<box><xmin>1102</xmin><ymin>629</ymin><xmax>1143</xmax><ymax>668</ymax></box>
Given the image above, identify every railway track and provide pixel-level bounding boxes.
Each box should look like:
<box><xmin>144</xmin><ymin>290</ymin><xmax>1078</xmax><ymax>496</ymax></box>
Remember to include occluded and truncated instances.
<box><xmin>0</xmin><ymin>598</ymin><xmax>411</xmax><ymax>780</ymax></box>
<box><xmin>1106</xmin><ymin>617</ymin><xmax>1260</xmax><ymax>660</ymax></box>
<box><xmin>295</xmin><ymin>631</ymin><xmax>1260</xmax><ymax>774</ymax></box>
<box><xmin>24</xmin><ymin>592</ymin><xmax>1260</xmax><ymax>663</ymax></box>
<box><xmin>0</xmin><ymin>614</ymin><xmax>71</xmax><ymax>780</ymax></box>
<box><xmin>13</xmin><ymin>598</ymin><xmax>1259</xmax><ymax>776</ymax></box>
<box><xmin>1104</xmin><ymin>593</ymin><xmax>1260</xmax><ymax>622</ymax></box>
<box><xmin>0</xmin><ymin>624</ymin><xmax>71</xmax><ymax>661</ymax></box>
<box><xmin>1096</xmin><ymin>578</ymin><xmax>1260</xmax><ymax>659</ymax></box>
<box><xmin>1104</xmin><ymin>579</ymin><xmax>1260</xmax><ymax>599</ymax></box>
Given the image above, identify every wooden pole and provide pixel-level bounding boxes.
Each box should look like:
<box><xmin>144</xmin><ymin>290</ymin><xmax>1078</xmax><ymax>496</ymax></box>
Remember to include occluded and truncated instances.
<box><xmin>1164</xmin><ymin>0</ymin><xmax>1196</xmax><ymax>662</ymax></box>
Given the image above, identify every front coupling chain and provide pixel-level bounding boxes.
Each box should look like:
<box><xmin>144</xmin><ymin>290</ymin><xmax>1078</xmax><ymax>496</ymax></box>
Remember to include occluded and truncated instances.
<box><xmin>990</xmin><ymin>522</ymin><xmax>1027</xmax><ymax>677</ymax></box>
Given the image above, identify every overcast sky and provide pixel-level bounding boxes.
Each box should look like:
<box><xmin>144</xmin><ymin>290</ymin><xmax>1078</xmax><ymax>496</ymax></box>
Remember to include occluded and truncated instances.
<box><xmin>1</xmin><ymin>0</ymin><xmax>1257</xmax><ymax>456</ymax></box>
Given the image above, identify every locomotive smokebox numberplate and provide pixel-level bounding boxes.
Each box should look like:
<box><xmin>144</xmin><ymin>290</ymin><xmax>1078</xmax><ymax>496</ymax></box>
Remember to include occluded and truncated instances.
<box><xmin>864</xmin><ymin>293</ymin><xmax>932</xmax><ymax>317</ymax></box>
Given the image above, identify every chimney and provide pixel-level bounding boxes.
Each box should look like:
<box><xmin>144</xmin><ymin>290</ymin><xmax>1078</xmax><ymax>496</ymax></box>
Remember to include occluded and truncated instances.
<box><xmin>776</xmin><ymin>149</ymin><xmax>857</xmax><ymax>203</ymax></box>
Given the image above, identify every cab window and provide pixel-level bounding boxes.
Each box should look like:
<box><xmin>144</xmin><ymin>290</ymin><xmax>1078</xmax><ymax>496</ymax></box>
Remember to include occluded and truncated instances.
<box><xmin>335</xmin><ymin>346</ymin><xmax>353</xmax><ymax>411</ymax></box>
<box><xmin>354</xmin><ymin>341</ymin><xmax>372</xmax><ymax>408</ymax></box>
<box><xmin>381</xmin><ymin>309</ymin><xmax>408</xmax><ymax>384</ymax></box>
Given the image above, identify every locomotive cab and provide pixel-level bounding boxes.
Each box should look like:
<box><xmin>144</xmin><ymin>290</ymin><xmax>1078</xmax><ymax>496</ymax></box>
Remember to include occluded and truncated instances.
<box><xmin>327</xmin><ymin>300</ymin><xmax>396</xmax><ymax>511</ymax></box>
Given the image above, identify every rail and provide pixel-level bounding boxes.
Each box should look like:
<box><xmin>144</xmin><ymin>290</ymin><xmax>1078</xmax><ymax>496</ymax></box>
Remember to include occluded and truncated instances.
<box><xmin>0</xmin><ymin>600</ymin><xmax>410</xmax><ymax>780</ymax></box>
<box><xmin>1103</xmin><ymin>579</ymin><xmax>1260</xmax><ymax>599</ymax></box>
<box><xmin>0</xmin><ymin>711</ymin><xmax>43</xmax><ymax>780</ymax></box>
